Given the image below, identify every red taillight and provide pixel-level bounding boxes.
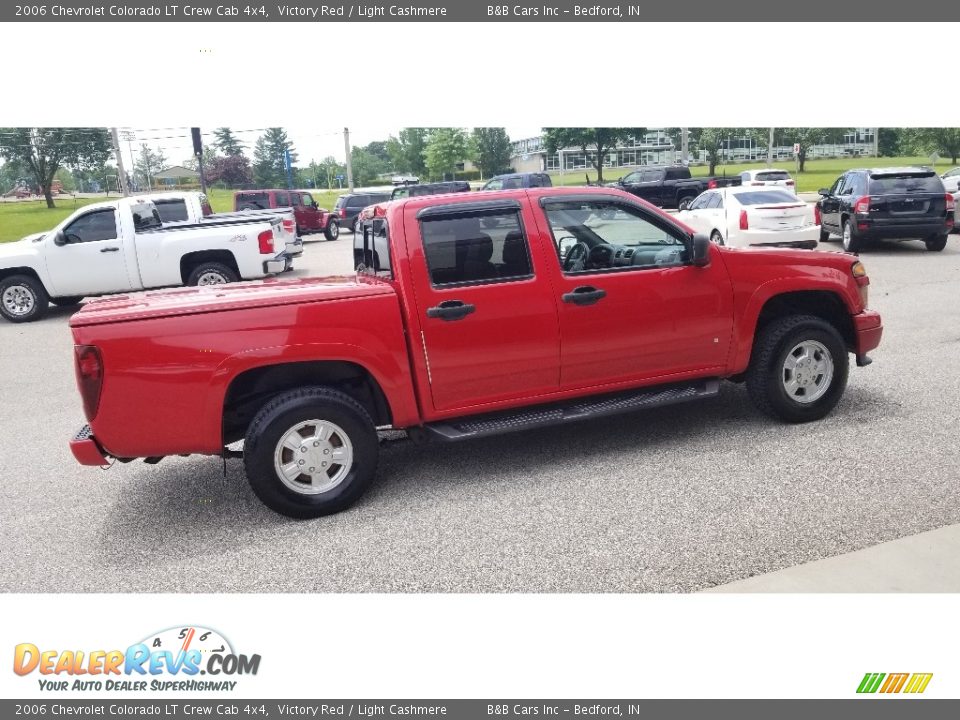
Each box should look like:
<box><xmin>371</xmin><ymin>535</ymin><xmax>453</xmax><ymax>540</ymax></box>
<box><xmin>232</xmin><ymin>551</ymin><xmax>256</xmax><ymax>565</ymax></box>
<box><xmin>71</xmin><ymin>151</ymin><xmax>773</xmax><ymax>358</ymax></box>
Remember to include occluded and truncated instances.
<box><xmin>707</xmin><ymin>179</ymin><xmax>718</xmax><ymax>189</ymax></box>
<box><xmin>854</xmin><ymin>196</ymin><xmax>871</xmax><ymax>215</ymax></box>
<box><xmin>751</xmin><ymin>181</ymin><xmax>764</xmax><ymax>186</ymax></box>
<box><xmin>739</xmin><ymin>209</ymin><xmax>749</xmax><ymax>230</ymax></box>
<box><xmin>282</xmin><ymin>218</ymin><xmax>295</xmax><ymax>234</ymax></box>
<box><xmin>74</xmin><ymin>345</ymin><xmax>103</xmax><ymax>421</ymax></box>
<box><xmin>202</xmin><ymin>203</ymin><xmax>213</xmax><ymax>216</ymax></box>
<box><xmin>258</xmin><ymin>229</ymin><xmax>275</xmax><ymax>254</ymax></box>
<box><xmin>786</xmin><ymin>180</ymin><xmax>795</xmax><ymax>186</ymax></box>
<box><xmin>814</xmin><ymin>204</ymin><xmax>822</xmax><ymax>226</ymax></box>
<box><xmin>946</xmin><ymin>193</ymin><xmax>956</xmax><ymax>212</ymax></box>
<box><xmin>339</xmin><ymin>208</ymin><xmax>347</xmax><ymax>218</ymax></box>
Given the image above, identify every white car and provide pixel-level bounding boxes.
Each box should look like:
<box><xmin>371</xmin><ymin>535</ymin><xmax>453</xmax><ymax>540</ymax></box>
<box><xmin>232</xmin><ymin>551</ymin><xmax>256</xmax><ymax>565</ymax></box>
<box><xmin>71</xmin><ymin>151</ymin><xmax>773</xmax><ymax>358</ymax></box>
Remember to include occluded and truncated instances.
<box><xmin>677</xmin><ymin>186</ymin><xmax>820</xmax><ymax>249</ymax></box>
<box><xmin>738</xmin><ymin>168</ymin><xmax>797</xmax><ymax>194</ymax></box>
<box><xmin>940</xmin><ymin>167</ymin><xmax>960</xmax><ymax>193</ymax></box>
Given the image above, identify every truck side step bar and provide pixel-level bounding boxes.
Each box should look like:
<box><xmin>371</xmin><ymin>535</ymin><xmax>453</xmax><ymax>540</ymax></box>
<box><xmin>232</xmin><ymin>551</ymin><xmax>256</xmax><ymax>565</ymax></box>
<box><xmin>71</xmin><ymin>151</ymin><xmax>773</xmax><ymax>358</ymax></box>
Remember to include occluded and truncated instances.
<box><xmin>424</xmin><ymin>379</ymin><xmax>720</xmax><ymax>442</ymax></box>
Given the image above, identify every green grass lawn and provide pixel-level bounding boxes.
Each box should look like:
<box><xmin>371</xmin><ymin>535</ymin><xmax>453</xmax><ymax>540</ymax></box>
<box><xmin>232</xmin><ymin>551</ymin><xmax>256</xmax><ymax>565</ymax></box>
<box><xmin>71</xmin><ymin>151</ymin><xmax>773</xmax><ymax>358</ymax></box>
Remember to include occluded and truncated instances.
<box><xmin>548</xmin><ymin>155</ymin><xmax>948</xmax><ymax>193</ymax></box>
<box><xmin>1</xmin><ymin>156</ymin><xmax>952</xmax><ymax>243</ymax></box>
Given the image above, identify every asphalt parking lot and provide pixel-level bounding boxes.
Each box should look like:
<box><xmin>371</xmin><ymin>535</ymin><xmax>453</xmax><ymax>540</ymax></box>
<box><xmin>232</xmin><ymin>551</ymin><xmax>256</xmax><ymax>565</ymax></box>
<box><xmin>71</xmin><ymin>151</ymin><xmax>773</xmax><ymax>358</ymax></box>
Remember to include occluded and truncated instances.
<box><xmin>1</xmin><ymin>229</ymin><xmax>958</xmax><ymax>593</ymax></box>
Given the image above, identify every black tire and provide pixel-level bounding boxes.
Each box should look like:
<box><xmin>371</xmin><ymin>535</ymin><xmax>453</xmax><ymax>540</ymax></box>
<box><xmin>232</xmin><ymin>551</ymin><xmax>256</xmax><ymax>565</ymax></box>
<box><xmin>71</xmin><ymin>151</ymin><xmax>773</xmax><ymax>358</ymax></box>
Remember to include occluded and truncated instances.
<box><xmin>677</xmin><ymin>195</ymin><xmax>695</xmax><ymax>209</ymax></box>
<box><xmin>925</xmin><ymin>234</ymin><xmax>948</xmax><ymax>252</ymax></box>
<box><xmin>50</xmin><ymin>296</ymin><xmax>83</xmax><ymax>307</ymax></box>
<box><xmin>710</xmin><ymin>230</ymin><xmax>725</xmax><ymax>246</ymax></box>
<box><xmin>819</xmin><ymin>227</ymin><xmax>830</xmax><ymax>243</ymax></box>
<box><xmin>746</xmin><ymin>314</ymin><xmax>849</xmax><ymax>423</ymax></box>
<box><xmin>0</xmin><ymin>274</ymin><xmax>48</xmax><ymax>323</ymax></box>
<box><xmin>186</xmin><ymin>262</ymin><xmax>239</xmax><ymax>286</ymax></box>
<box><xmin>841</xmin><ymin>217</ymin><xmax>862</xmax><ymax>253</ymax></box>
<box><xmin>324</xmin><ymin>220</ymin><xmax>340</xmax><ymax>241</ymax></box>
<box><xmin>243</xmin><ymin>386</ymin><xmax>379</xmax><ymax>519</ymax></box>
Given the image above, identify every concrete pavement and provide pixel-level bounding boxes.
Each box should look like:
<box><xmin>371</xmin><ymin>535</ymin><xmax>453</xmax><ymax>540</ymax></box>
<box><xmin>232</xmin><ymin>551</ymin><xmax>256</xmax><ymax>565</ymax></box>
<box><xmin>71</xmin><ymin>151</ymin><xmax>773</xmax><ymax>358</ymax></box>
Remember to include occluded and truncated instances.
<box><xmin>704</xmin><ymin>523</ymin><xmax>960</xmax><ymax>592</ymax></box>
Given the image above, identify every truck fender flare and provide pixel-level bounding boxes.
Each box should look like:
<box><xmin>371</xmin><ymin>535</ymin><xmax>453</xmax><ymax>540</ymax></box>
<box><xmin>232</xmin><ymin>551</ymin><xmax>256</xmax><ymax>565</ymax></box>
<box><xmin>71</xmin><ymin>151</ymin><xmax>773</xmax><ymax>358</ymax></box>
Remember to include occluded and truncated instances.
<box><xmin>729</xmin><ymin>276</ymin><xmax>859</xmax><ymax>372</ymax></box>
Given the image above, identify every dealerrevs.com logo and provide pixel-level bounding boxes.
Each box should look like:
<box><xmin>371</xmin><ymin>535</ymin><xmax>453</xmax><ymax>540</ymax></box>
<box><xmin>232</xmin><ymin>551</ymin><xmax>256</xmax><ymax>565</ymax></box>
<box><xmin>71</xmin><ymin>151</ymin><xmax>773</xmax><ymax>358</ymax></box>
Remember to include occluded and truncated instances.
<box><xmin>13</xmin><ymin>626</ymin><xmax>261</xmax><ymax>692</ymax></box>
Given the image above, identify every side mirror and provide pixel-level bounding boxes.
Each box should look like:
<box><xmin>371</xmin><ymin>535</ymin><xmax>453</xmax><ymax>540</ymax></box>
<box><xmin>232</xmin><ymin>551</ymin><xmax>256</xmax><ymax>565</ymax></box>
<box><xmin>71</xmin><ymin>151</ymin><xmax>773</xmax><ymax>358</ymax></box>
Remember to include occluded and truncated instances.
<box><xmin>678</xmin><ymin>200</ymin><xmax>691</xmax><ymax>211</ymax></box>
<box><xmin>690</xmin><ymin>233</ymin><xmax>711</xmax><ymax>267</ymax></box>
<box><xmin>53</xmin><ymin>231</ymin><xmax>67</xmax><ymax>246</ymax></box>
<box><xmin>818</xmin><ymin>188</ymin><xmax>830</xmax><ymax>197</ymax></box>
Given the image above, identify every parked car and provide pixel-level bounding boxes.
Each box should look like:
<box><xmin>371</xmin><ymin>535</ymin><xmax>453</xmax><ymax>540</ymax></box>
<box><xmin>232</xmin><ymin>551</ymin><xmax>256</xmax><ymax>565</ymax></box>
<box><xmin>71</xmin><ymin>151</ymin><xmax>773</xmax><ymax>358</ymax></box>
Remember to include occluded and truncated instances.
<box><xmin>677</xmin><ymin>187</ymin><xmax>819</xmax><ymax>249</ymax></box>
<box><xmin>481</xmin><ymin>173</ymin><xmax>552</xmax><ymax>190</ymax></box>
<box><xmin>940</xmin><ymin>167</ymin><xmax>960</xmax><ymax>193</ymax></box>
<box><xmin>816</xmin><ymin>167</ymin><xmax>954</xmax><ymax>252</ymax></box>
<box><xmin>234</xmin><ymin>189</ymin><xmax>340</xmax><ymax>241</ymax></box>
<box><xmin>69</xmin><ymin>187</ymin><xmax>882</xmax><ymax>518</ymax></box>
<box><xmin>0</xmin><ymin>197</ymin><xmax>289</xmax><ymax>323</ymax></box>
<box><xmin>612</xmin><ymin>165</ymin><xmax>741</xmax><ymax>209</ymax></box>
<box><xmin>390</xmin><ymin>181</ymin><xmax>471</xmax><ymax>200</ymax></box>
<box><xmin>738</xmin><ymin>169</ymin><xmax>796</xmax><ymax>194</ymax></box>
<box><xmin>333</xmin><ymin>192</ymin><xmax>392</xmax><ymax>234</ymax></box>
<box><xmin>146</xmin><ymin>191</ymin><xmax>301</xmax><ymax>261</ymax></box>
<box><xmin>391</xmin><ymin>174</ymin><xmax>419</xmax><ymax>186</ymax></box>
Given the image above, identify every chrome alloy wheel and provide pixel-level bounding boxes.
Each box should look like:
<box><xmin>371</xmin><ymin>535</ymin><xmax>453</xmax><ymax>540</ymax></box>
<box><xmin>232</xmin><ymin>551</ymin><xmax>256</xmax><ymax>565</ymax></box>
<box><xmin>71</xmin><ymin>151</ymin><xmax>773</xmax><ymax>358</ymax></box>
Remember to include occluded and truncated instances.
<box><xmin>273</xmin><ymin>419</ymin><xmax>354</xmax><ymax>495</ymax></box>
<box><xmin>2</xmin><ymin>284</ymin><xmax>36</xmax><ymax>317</ymax></box>
<box><xmin>782</xmin><ymin>340</ymin><xmax>834</xmax><ymax>404</ymax></box>
<box><xmin>196</xmin><ymin>270</ymin><xmax>229</xmax><ymax>285</ymax></box>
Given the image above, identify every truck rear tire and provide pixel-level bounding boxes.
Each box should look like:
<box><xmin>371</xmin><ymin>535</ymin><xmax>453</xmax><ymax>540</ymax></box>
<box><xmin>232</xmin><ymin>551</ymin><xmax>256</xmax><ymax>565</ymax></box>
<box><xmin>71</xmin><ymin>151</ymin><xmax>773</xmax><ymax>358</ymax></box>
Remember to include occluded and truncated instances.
<box><xmin>324</xmin><ymin>220</ymin><xmax>340</xmax><ymax>241</ymax></box>
<box><xmin>925</xmin><ymin>234</ymin><xmax>948</xmax><ymax>251</ymax></box>
<box><xmin>186</xmin><ymin>262</ymin><xmax>239</xmax><ymax>286</ymax></box>
<box><xmin>678</xmin><ymin>195</ymin><xmax>696</xmax><ymax>209</ymax></box>
<box><xmin>0</xmin><ymin>274</ymin><xmax>48</xmax><ymax>323</ymax></box>
<box><xmin>243</xmin><ymin>386</ymin><xmax>379</xmax><ymax>518</ymax></box>
<box><xmin>746</xmin><ymin>314</ymin><xmax>849</xmax><ymax>423</ymax></box>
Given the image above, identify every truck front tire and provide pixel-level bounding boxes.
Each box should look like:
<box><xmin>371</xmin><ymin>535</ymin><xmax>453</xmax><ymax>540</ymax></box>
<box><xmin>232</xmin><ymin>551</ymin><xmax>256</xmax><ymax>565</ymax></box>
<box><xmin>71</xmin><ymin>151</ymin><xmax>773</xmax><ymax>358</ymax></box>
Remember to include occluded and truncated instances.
<box><xmin>0</xmin><ymin>274</ymin><xmax>48</xmax><ymax>323</ymax></box>
<box><xmin>925</xmin><ymin>234</ymin><xmax>948</xmax><ymax>252</ymax></box>
<box><xmin>746</xmin><ymin>315</ymin><xmax>849</xmax><ymax>423</ymax></box>
<box><xmin>243</xmin><ymin>386</ymin><xmax>379</xmax><ymax>519</ymax></box>
<box><xmin>324</xmin><ymin>220</ymin><xmax>340</xmax><ymax>241</ymax></box>
<box><xmin>186</xmin><ymin>262</ymin><xmax>239</xmax><ymax>286</ymax></box>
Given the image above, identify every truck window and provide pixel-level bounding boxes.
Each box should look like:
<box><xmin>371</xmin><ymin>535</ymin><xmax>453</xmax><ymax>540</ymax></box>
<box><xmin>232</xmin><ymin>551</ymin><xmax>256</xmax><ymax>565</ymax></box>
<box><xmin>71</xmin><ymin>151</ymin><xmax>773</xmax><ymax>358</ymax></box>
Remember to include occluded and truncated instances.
<box><xmin>484</xmin><ymin>179</ymin><xmax>503</xmax><ymax>191</ymax></box>
<box><xmin>420</xmin><ymin>210</ymin><xmax>533</xmax><ymax>286</ymax></box>
<box><xmin>543</xmin><ymin>200</ymin><xmax>687</xmax><ymax>273</ymax></box>
<box><xmin>63</xmin><ymin>209</ymin><xmax>119</xmax><ymax>243</ymax></box>
<box><xmin>291</xmin><ymin>193</ymin><xmax>303</xmax><ymax>206</ymax></box>
<box><xmin>275</xmin><ymin>192</ymin><xmax>290</xmax><ymax>207</ymax></box>
<box><xmin>153</xmin><ymin>199</ymin><xmax>189</xmax><ymax>223</ymax></box>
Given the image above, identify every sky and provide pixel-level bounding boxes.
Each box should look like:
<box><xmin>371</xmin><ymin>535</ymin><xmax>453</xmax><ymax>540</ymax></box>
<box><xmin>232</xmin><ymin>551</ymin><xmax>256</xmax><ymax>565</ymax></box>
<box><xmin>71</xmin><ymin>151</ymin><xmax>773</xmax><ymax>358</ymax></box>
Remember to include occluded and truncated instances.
<box><xmin>118</xmin><ymin>125</ymin><xmax>544</xmax><ymax>171</ymax></box>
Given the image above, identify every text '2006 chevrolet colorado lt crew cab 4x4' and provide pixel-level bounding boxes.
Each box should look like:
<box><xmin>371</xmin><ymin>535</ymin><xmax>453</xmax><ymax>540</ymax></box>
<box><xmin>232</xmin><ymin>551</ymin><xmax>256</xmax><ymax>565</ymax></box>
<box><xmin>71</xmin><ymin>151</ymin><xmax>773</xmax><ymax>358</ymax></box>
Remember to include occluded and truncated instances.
<box><xmin>68</xmin><ymin>187</ymin><xmax>883</xmax><ymax>518</ymax></box>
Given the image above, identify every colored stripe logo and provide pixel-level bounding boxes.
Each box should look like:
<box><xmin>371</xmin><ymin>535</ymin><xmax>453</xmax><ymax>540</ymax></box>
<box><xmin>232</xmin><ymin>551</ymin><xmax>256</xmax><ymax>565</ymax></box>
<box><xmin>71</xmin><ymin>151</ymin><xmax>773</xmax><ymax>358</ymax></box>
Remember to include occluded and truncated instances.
<box><xmin>857</xmin><ymin>672</ymin><xmax>933</xmax><ymax>694</ymax></box>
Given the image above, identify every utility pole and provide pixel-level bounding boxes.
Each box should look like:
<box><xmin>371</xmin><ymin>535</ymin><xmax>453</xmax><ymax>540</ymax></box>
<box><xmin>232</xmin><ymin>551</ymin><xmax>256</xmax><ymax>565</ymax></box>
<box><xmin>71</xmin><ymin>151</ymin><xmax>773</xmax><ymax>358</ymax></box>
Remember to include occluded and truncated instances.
<box><xmin>110</xmin><ymin>127</ymin><xmax>130</xmax><ymax>196</ymax></box>
<box><xmin>343</xmin><ymin>127</ymin><xmax>354</xmax><ymax>192</ymax></box>
<box><xmin>680</xmin><ymin>127</ymin><xmax>689</xmax><ymax>165</ymax></box>
<box><xmin>873</xmin><ymin>127</ymin><xmax>880</xmax><ymax>157</ymax></box>
<box><xmin>768</xmin><ymin>127</ymin><xmax>774</xmax><ymax>166</ymax></box>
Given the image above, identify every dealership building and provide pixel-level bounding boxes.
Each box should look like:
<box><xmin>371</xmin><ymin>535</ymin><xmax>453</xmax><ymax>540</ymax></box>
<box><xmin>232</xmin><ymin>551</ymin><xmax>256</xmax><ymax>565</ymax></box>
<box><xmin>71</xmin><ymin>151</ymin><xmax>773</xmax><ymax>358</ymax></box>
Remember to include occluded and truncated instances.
<box><xmin>509</xmin><ymin>129</ymin><xmax>880</xmax><ymax>175</ymax></box>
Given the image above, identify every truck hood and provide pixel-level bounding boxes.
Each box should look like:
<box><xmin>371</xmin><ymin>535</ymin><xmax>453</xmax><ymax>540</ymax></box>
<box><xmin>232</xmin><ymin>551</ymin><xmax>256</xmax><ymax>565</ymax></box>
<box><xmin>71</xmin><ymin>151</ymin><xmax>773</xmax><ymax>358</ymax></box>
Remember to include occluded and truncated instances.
<box><xmin>71</xmin><ymin>275</ymin><xmax>395</xmax><ymax>326</ymax></box>
<box><xmin>0</xmin><ymin>234</ymin><xmax>43</xmax><ymax>261</ymax></box>
<box><xmin>718</xmin><ymin>245</ymin><xmax>861</xmax><ymax>278</ymax></box>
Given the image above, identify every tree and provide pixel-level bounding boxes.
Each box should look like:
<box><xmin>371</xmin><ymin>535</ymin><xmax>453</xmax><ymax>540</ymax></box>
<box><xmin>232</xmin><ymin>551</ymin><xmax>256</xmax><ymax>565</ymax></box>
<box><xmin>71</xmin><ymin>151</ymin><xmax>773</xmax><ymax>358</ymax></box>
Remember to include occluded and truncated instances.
<box><xmin>213</xmin><ymin>127</ymin><xmax>244</xmax><ymax>157</ymax></box>
<box><xmin>912</xmin><ymin>128</ymin><xmax>960</xmax><ymax>164</ymax></box>
<box><xmin>386</xmin><ymin>128</ymin><xmax>430</xmax><ymax>176</ymax></box>
<box><xmin>350</xmin><ymin>146</ymin><xmax>388</xmax><ymax>186</ymax></box>
<box><xmin>543</xmin><ymin>128</ymin><xmax>645</xmax><ymax>184</ymax></box>
<box><xmin>134</xmin><ymin>144</ymin><xmax>166</xmax><ymax>190</ymax></box>
<box><xmin>471</xmin><ymin>128</ymin><xmax>512</xmax><ymax>178</ymax></box>
<box><xmin>775</xmin><ymin>128</ymin><xmax>848</xmax><ymax>172</ymax></box>
<box><xmin>204</xmin><ymin>155</ymin><xmax>253</xmax><ymax>187</ymax></box>
<box><xmin>253</xmin><ymin>128</ymin><xmax>297</xmax><ymax>187</ymax></box>
<box><xmin>877</xmin><ymin>128</ymin><xmax>902</xmax><ymax>158</ymax></box>
<box><xmin>424</xmin><ymin>128</ymin><xmax>468</xmax><ymax>181</ymax></box>
<box><xmin>0</xmin><ymin>127</ymin><xmax>112</xmax><ymax>207</ymax></box>
<box><xmin>363</xmin><ymin>140</ymin><xmax>391</xmax><ymax>167</ymax></box>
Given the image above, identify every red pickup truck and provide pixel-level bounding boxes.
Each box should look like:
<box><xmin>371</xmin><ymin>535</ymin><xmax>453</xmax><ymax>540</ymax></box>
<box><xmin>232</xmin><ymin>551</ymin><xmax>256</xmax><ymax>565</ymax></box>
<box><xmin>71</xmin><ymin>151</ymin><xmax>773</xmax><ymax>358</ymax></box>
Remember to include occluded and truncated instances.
<box><xmin>69</xmin><ymin>187</ymin><xmax>882</xmax><ymax>518</ymax></box>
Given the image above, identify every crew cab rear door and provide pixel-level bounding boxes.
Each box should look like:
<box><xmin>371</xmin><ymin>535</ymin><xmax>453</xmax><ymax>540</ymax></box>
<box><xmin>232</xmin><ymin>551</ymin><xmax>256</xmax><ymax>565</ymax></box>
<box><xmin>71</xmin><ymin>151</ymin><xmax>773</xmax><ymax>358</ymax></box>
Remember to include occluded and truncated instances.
<box><xmin>536</xmin><ymin>195</ymin><xmax>733</xmax><ymax>389</ymax></box>
<box><xmin>404</xmin><ymin>198</ymin><xmax>561</xmax><ymax>413</ymax></box>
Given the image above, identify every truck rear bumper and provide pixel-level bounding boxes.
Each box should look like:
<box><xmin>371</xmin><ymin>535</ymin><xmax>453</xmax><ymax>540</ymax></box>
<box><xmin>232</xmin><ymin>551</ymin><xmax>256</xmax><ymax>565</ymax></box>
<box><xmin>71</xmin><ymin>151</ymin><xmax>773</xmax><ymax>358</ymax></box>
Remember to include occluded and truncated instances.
<box><xmin>70</xmin><ymin>425</ymin><xmax>109</xmax><ymax>466</ymax></box>
<box><xmin>263</xmin><ymin>256</ymin><xmax>287</xmax><ymax>274</ymax></box>
<box><xmin>853</xmin><ymin>310</ymin><xmax>883</xmax><ymax>359</ymax></box>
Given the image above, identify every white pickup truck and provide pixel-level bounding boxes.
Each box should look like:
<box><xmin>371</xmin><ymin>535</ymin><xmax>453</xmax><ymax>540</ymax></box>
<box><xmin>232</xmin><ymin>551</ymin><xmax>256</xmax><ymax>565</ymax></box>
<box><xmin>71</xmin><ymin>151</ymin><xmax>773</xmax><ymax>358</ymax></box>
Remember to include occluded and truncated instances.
<box><xmin>0</xmin><ymin>196</ymin><xmax>290</xmax><ymax>323</ymax></box>
<box><xmin>145</xmin><ymin>191</ymin><xmax>303</xmax><ymax>261</ymax></box>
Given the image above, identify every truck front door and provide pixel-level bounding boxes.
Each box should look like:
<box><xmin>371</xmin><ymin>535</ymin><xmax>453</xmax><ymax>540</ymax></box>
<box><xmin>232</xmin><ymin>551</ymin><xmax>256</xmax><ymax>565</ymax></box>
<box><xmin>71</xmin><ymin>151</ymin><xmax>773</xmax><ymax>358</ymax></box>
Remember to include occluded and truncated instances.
<box><xmin>538</xmin><ymin>196</ymin><xmax>733</xmax><ymax>389</ymax></box>
<box><xmin>44</xmin><ymin>207</ymin><xmax>135</xmax><ymax>296</ymax></box>
<box><xmin>406</xmin><ymin>199</ymin><xmax>561</xmax><ymax>413</ymax></box>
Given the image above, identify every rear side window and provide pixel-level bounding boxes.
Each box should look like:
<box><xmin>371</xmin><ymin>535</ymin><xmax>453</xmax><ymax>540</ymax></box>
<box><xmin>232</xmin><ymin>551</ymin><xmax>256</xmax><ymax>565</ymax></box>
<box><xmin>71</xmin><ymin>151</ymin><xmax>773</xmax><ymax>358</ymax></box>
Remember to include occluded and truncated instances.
<box><xmin>291</xmin><ymin>194</ymin><xmax>303</xmax><ymax>206</ymax></box>
<box><xmin>334</xmin><ymin>196</ymin><xmax>347</xmax><ymax>210</ymax></box>
<box><xmin>869</xmin><ymin>173</ymin><xmax>943</xmax><ymax>194</ymax></box>
<box><xmin>63</xmin><ymin>209</ymin><xmax>118</xmax><ymax>243</ymax></box>
<box><xmin>501</xmin><ymin>177</ymin><xmax>524</xmax><ymax>189</ymax></box>
<box><xmin>420</xmin><ymin>210</ymin><xmax>532</xmax><ymax>286</ymax></box>
<box><xmin>734</xmin><ymin>190</ymin><xmax>798</xmax><ymax>205</ymax></box>
<box><xmin>275</xmin><ymin>192</ymin><xmax>290</xmax><ymax>207</ymax></box>
<box><xmin>755</xmin><ymin>171</ymin><xmax>790</xmax><ymax>181</ymax></box>
<box><xmin>238</xmin><ymin>192</ymin><xmax>270</xmax><ymax>209</ymax></box>
<box><xmin>153</xmin><ymin>199</ymin><xmax>189</xmax><ymax>223</ymax></box>
<box><xmin>705</xmin><ymin>193</ymin><xmax>723</xmax><ymax>209</ymax></box>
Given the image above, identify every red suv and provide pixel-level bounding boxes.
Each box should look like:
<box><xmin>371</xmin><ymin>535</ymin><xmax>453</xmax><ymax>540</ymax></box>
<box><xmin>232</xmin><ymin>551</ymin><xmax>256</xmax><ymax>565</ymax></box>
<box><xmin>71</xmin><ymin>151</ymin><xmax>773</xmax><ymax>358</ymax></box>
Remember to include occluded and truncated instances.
<box><xmin>234</xmin><ymin>189</ymin><xmax>340</xmax><ymax>241</ymax></box>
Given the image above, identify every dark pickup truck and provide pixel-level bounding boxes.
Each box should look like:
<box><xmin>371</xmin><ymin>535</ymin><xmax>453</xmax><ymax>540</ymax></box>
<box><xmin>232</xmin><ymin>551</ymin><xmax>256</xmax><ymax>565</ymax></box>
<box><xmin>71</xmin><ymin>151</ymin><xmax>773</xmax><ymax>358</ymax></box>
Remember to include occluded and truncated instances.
<box><xmin>611</xmin><ymin>165</ymin><xmax>741</xmax><ymax>209</ymax></box>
